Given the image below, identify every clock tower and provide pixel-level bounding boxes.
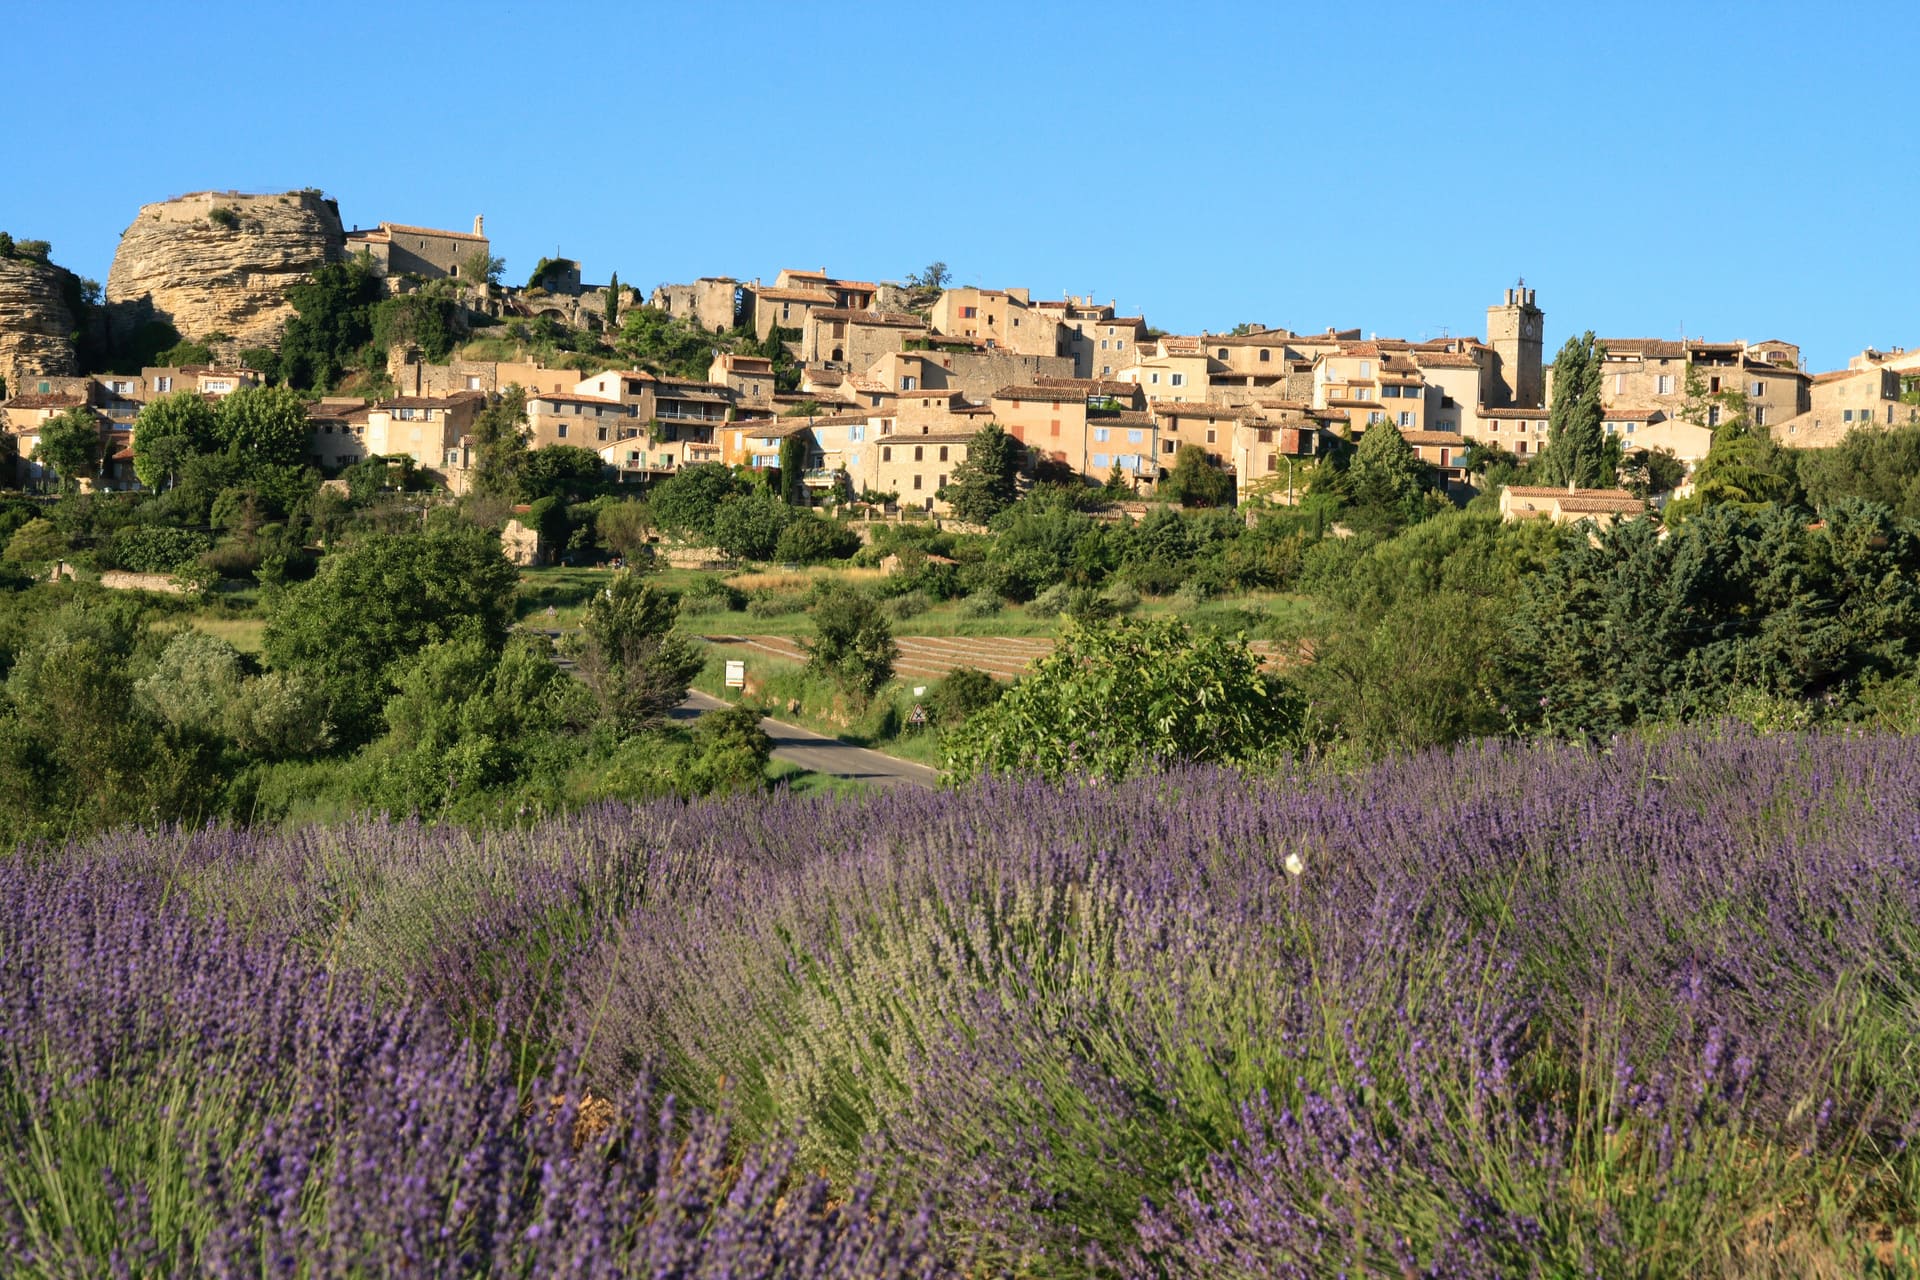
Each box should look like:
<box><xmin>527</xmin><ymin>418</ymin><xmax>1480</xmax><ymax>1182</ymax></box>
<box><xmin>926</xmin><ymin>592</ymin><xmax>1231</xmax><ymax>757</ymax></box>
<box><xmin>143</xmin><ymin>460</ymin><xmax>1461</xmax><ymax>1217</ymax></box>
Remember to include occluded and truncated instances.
<box><xmin>1486</xmin><ymin>281</ymin><xmax>1544</xmax><ymax>409</ymax></box>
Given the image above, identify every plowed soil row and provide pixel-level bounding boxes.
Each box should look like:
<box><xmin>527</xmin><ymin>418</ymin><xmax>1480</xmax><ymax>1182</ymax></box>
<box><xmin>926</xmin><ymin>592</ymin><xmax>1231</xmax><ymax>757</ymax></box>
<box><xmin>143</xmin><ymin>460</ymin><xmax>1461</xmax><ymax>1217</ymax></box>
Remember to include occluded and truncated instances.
<box><xmin>701</xmin><ymin>634</ymin><xmax>1284</xmax><ymax>682</ymax></box>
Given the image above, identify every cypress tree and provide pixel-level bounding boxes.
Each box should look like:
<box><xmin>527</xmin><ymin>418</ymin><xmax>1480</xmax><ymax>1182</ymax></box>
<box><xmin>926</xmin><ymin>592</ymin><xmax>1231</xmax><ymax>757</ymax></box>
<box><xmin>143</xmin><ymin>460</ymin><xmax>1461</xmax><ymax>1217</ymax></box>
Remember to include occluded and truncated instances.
<box><xmin>1540</xmin><ymin>332</ymin><xmax>1609</xmax><ymax>489</ymax></box>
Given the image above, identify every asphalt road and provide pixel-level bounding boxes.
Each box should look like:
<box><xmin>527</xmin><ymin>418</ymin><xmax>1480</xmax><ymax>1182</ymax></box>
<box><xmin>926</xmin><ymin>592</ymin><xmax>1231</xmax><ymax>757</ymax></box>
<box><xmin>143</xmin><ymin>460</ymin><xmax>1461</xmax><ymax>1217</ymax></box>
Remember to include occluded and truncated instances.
<box><xmin>676</xmin><ymin>690</ymin><xmax>939</xmax><ymax>790</ymax></box>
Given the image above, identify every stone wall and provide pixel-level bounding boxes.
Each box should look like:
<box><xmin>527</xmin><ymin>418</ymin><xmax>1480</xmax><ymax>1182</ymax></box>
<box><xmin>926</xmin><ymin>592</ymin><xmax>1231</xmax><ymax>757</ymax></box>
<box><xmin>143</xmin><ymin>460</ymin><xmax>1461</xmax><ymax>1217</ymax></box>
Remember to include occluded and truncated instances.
<box><xmin>105</xmin><ymin>190</ymin><xmax>346</xmax><ymax>348</ymax></box>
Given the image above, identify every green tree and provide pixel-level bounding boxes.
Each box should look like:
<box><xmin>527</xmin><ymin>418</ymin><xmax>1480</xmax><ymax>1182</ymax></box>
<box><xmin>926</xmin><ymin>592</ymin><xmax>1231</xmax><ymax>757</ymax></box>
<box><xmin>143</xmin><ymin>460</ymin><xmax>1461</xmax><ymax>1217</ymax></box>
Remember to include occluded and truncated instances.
<box><xmin>773</xmin><ymin>514</ymin><xmax>858</xmax><ymax>563</ymax></box>
<box><xmin>1158</xmin><ymin>443</ymin><xmax>1235</xmax><ymax>508</ymax></box>
<box><xmin>262</xmin><ymin>525</ymin><xmax>519</xmax><ymax>743</ymax></box>
<box><xmin>1343</xmin><ymin>421</ymin><xmax>1428</xmax><ymax>531</ymax></box>
<box><xmin>278</xmin><ymin>256</ymin><xmax>382</xmax><ymax>389</ymax></box>
<box><xmin>943</xmin><ymin>423</ymin><xmax>1024</xmax><ymax>522</ymax></box>
<box><xmin>712</xmin><ymin>490</ymin><xmax>792</xmax><ymax>560</ymax></box>
<box><xmin>458</xmin><ymin>247</ymin><xmax>505</xmax><ymax>287</ymax></box>
<box><xmin>212</xmin><ymin>384</ymin><xmax>309</xmax><ymax>466</ymax></box>
<box><xmin>2</xmin><ymin>518</ymin><xmax>65</xmax><ymax>565</ymax></box>
<box><xmin>131</xmin><ymin>391</ymin><xmax>219</xmax><ymax>491</ymax></box>
<box><xmin>943</xmin><ymin>614</ymin><xmax>1303</xmax><ymax>782</ymax></box>
<box><xmin>605</xmin><ymin>271</ymin><xmax>621</xmax><ymax>328</ymax></box>
<box><xmin>778</xmin><ymin>434</ymin><xmax>807</xmax><ymax>505</ymax></box>
<box><xmin>804</xmin><ymin>585</ymin><xmax>898</xmax><ymax>701</ymax></box>
<box><xmin>470</xmin><ymin>386</ymin><xmax>530</xmax><ymax>499</ymax></box>
<box><xmin>569</xmin><ymin>572</ymin><xmax>704</xmax><ymax>734</ymax></box>
<box><xmin>371</xmin><ymin>293</ymin><xmax>459</xmax><ymax>362</ymax></box>
<box><xmin>1537</xmin><ymin>332</ymin><xmax>1610</xmax><ymax>489</ymax></box>
<box><xmin>596</xmin><ymin>500</ymin><xmax>654</xmax><ymax>561</ymax></box>
<box><xmin>519</xmin><ymin>445</ymin><xmax>605</xmax><ymax>502</ymax></box>
<box><xmin>616</xmin><ymin>306</ymin><xmax>715</xmax><ymax>381</ymax></box>
<box><xmin>649</xmin><ymin>462</ymin><xmax>750</xmax><ymax>539</ymax></box>
<box><xmin>31</xmin><ymin>407</ymin><xmax>102</xmax><ymax>493</ymax></box>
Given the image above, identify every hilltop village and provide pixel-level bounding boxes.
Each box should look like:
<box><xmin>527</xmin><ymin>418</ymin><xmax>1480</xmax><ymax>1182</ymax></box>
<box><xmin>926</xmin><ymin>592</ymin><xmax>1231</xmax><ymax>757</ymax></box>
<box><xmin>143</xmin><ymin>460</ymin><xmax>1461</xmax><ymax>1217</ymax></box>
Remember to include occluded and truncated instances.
<box><xmin>3</xmin><ymin>188</ymin><xmax>1917</xmax><ymax>525</ymax></box>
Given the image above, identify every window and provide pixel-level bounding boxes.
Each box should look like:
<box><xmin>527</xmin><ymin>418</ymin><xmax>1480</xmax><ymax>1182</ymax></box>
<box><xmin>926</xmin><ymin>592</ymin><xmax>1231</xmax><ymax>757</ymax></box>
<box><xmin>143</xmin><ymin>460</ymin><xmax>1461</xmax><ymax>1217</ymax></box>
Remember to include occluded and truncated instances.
<box><xmin>1709</xmin><ymin>376</ymin><xmax>1723</xmax><ymax>394</ymax></box>
<box><xmin>1355</xmin><ymin>387</ymin><xmax>1370</xmax><ymax>400</ymax></box>
<box><xmin>938</xmin><ymin>445</ymin><xmax>949</xmax><ymax>461</ymax></box>
<box><xmin>597</xmin><ymin>427</ymin><xmax>607</xmax><ymax>441</ymax></box>
<box><xmin>849</xmin><ymin>424</ymin><xmax>865</xmax><ymax>442</ymax></box>
<box><xmin>557</xmin><ymin>424</ymin><xmax>568</xmax><ymax>439</ymax></box>
<box><xmin>1843</xmin><ymin>409</ymin><xmax>1855</xmax><ymax>423</ymax></box>
<box><xmin>1163</xmin><ymin>440</ymin><xmax>1176</xmax><ymax>454</ymax></box>
<box><xmin>1093</xmin><ymin>452</ymin><xmax>1110</xmax><ymax>468</ymax></box>
<box><xmin>1049</xmin><ymin>419</ymin><xmax>1061</xmax><ymax>436</ymax></box>
<box><xmin>1399</xmin><ymin>412</ymin><xmax>1414</xmax><ymax>427</ymax></box>
<box><xmin>1149</xmin><ymin>373</ymin><xmax>1160</xmax><ymax>385</ymax></box>
<box><xmin>1257</xmin><ymin>428</ymin><xmax>1272</xmax><ymax>443</ymax></box>
<box><xmin>1205</xmin><ymin>429</ymin><xmax>1216</xmax><ymax>444</ymax></box>
<box><xmin>1657</xmin><ymin>375</ymin><xmax>1674</xmax><ymax>395</ymax></box>
<box><xmin>1259</xmin><ymin>349</ymin><xmax>1271</xmax><ymax>363</ymax></box>
<box><xmin>1382</xmin><ymin>385</ymin><xmax>1399</xmax><ymax>398</ymax></box>
<box><xmin>1754</xmin><ymin>407</ymin><xmax>1767</xmax><ymax>426</ymax></box>
<box><xmin>1094</xmin><ymin>427</ymin><xmax>1110</xmax><ymax>442</ymax></box>
<box><xmin>1170</xmin><ymin>373</ymin><xmax>1185</xmax><ymax>387</ymax></box>
<box><xmin>1128</xmin><ymin>429</ymin><xmax>1143</xmax><ymax>443</ymax></box>
<box><xmin>882</xmin><ymin>446</ymin><xmax>893</xmax><ymax>461</ymax></box>
<box><xmin>1367</xmin><ymin>411</ymin><xmax>1384</xmax><ymax>425</ymax></box>
<box><xmin>1116</xmin><ymin>340</ymin><xmax>1125</xmax><ymax>351</ymax></box>
<box><xmin>1751</xmin><ymin>380</ymin><xmax>1765</xmax><ymax>396</ymax></box>
<box><xmin>962</xmin><ymin>306</ymin><xmax>977</xmax><ymax>318</ymax></box>
<box><xmin>1615</xmin><ymin>374</ymin><xmax>1625</xmax><ymax>395</ymax></box>
<box><xmin>1360</xmin><ymin>361</ymin><xmax>1372</xmax><ymax>378</ymax></box>
<box><xmin>466</xmin><ymin>376</ymin><xmax>482</xmax><ymax>391</ymax></box>
<box><xmin>1101</xmin><ymin>339</ymin><xmax>1109</xmax><ymax>349</ymax></box>
<box><xmin>912</xmin><ymin>474</ymin><xmax>922</xmax><ymax>490</ymax></box>
<box><xmin>913</xmin><ymin>445</ymin><xmax>924</xmax><ymax>461</ymax></box>
<box><xmin>1708</xmin><ymin>406</ymin><xmax>1721</xmax><ymax>427</ymax></box>
<box><xmin>1218</xmin><ymin>348</ymin><xmax>1229</xmax><ymax>359</ymax></box>
<box><xmin>781</xmin><ymin>303</ymin><xmax>791</xmax><ymax>319</ymax></box>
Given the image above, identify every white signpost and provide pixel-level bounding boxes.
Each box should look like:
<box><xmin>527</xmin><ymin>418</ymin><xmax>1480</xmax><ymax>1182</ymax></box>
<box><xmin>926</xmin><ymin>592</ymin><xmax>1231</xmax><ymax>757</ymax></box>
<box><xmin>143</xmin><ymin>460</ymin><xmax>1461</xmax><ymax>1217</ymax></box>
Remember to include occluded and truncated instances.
<box><xmin>724</xmin><ymin>660</ymin><xmax>746</xmax><ymax>689</ymax></box>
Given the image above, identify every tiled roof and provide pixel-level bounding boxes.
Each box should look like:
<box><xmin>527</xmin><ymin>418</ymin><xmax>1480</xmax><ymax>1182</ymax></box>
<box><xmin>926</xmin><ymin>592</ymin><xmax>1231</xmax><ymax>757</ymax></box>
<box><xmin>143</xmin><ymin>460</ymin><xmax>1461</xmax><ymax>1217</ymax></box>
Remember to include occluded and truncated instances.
<box><xmin>2</xmin><ymin>393</ymin><xmax>86</xmax><ymax>409</ymax></box>
<box><xmin>716</xmin><ymin>355</ymin><xmax>774</xmax><ymax>372</ymax></box>
<box><xmin>1506</xmin><ymin>485</ymin><xmax>1646</xmax><ymax>514</ymax></box>
<box><xmin>368</xmin><ymin>221</ymin><xmax>488</xmax><ymax>242</ymax></box>
<box><xmin>754</xmin><ymin>287</ymin><xmax>836</xmax><ymax>303</ymax></box>
<box><xmin>814</xmin><ymin>309</ymin><xmax>924</xmax><ymax>328</ymax></box>
<box><xmin>1154</xmin><ymin>402</ymin><xmax>1247</xmax><ymax>418</ymax></box>
<box><xmin>1415</xmin><ymin>351</ymin><xmax>1481</xmax><ymax>368</ymax></box>
<box><xmin>993</xmin><ymin>385</ymin><xmax>1082</xmax><ymax>401</ymax></box>
<box><xmin>528</xmin><ymin>392</ymin><xmax>625</xmax><ymax>408</ymax></box>
<box><xmin>886</xmin><ymin>430</ymin><xmax>978</xmax><ymax>444</ymax></box>
<box><xmin>1400</xmin><ymin>430</ymin><xmax>1468</xmax><ymax>446</ymax></box>
<box><xmin>1034</xmin><ymin>377</ymin><xmax>1141</xmax><ymax>398</ymax></box>
<box><xmin>1600</xmin><ymin>406</ymin><xmax>1661</xmax><ymax>421</ymax></box>
<box><xmin>1479</xmin><ymin>407</ymin><xmax>1549</xmax><ymax>419</ymax></box>
<box><xmin>1599</xmin><ymin>339</ymin><xmax>1687</xmax><ymax>359</ymax></box>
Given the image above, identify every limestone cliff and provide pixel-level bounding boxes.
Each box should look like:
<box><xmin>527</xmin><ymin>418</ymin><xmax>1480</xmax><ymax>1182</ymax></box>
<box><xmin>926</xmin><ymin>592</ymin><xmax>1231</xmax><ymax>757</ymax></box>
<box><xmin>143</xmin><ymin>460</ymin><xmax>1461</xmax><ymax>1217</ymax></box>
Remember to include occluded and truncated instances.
<box><xmin>106</xmin><ymin>190</ymin><xmax>346</xmax><ymax>348</ymax></box>
<box><xmin>0</xmin><ymin>255</ymin><xmax>79</xmax><ymax>395</ymax></box>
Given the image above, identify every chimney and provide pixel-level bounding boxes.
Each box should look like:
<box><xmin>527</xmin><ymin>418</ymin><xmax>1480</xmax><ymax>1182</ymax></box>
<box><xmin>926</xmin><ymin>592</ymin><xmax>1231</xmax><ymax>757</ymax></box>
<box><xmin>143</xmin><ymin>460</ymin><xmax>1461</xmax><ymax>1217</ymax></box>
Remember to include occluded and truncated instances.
<box><xmin>473</xmin><ymin>215</ymin><xmax>484</xmax><ymax>237</ymax></box>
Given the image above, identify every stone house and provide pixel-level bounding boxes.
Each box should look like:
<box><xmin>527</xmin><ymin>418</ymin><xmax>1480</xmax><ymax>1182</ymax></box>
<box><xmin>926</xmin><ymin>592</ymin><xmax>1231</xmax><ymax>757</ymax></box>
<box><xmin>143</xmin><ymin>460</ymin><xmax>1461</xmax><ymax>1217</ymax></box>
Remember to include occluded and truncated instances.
<box><xmin>928</xmin><ymin>287</ymin><xmax>1066</xmax><ymax>359</ymax></box>
<box><xmin>751</xmin><ymin>286</ymin><xmax>837</xmax><ymax>342</ymax></box>
<box><xmin>992</xmin><ymin>384</ymin><xmax>1092</xmax><ymax>474</ymax></box>
<box><xmin>770</xmin><ymin>270</ymin><xmax>877</xmax><ymax>311</ymax></box>
<box><xmin>801</xmin><ymin>309</ymin><xmax>928</xmax><ymax>367</ymax></box>
<box><xmin>1484</xmin><ymin>285</ymin><xmax>1546</xmax><ymax>409</ymax></box>
<box><xmin>1231</xmin><ymin>417</ymin><xmax>1325</xmax><ymax>505</ymax></box>
<box><xmin>1499</xmin><ymin>485</ymin><xmax>1646</xmax><ymax>526</ymax></box>
<box><xmin>1151</xmin><ymin>401</ymin><xmax>1245</xmax><ymax>472</ymax></box>
<box><xmin>1771</xmin><ymin>365</ymin><xmax>1920</xmax><ymax>448</ymax></box>
<box><xmin>307</xmin><ymin>399</ymin><xmax>371</xmax><ymax>471</ymax></box>
<box><xmin>1411</xmin><ymin>348</ymin><xmax>1488</xmax><ymax>438</ymax></box>
<box><xmin>363</xmin><ymin>394</ymin><xmax>484</xmax><ymax>471</ymax></box>
<box><xmin>524</xmin><ymin>392</ymin><xmax>637</xmax><ymax>450</ymax></box>
<box><xmin>651</xmin><ymin>278</ymin><xmax>742</xmax><ymax>332</ymax></box>
<box><xmin>1117</xmin><ymin>344</ymin><xmax>1215</xmax><ymax>403</ymax></box>
<box><xmin>868</xmin><ymin>429</ymin><xmax>976</xmax><ymax>514</ymax></box>
<box><xmin>1474</xmin><ymin>407</ymin><xmax>1552</xmax><ymax>459</ymax></box>
<box><xmin>346</xmin><ymin>217</ymin><xmax>490</xmax><ymax>281</ymax></box>
<box><xmin>710</xmin><ymin>353</ymin><xmax>776</xmax><ymax>409</ymax></box>
<box><xmin>139</xmin><ymin>366</ymin><xmax>260</xmax><ymax>399</ymax></box>
<box><xmin>1043</xmin><ymin>298</ymin><xmax>1149</xmax><ymax>378</ymax></box>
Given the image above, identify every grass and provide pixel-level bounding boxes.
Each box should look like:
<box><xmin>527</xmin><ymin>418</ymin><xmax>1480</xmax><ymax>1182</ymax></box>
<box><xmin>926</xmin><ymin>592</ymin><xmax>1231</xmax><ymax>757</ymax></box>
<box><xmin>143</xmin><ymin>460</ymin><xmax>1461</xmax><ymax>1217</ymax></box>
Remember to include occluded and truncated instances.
<box><xmin>178</xmin><ymin>614</ymin><xmax>267</xmax><ymax>653</ymax></box>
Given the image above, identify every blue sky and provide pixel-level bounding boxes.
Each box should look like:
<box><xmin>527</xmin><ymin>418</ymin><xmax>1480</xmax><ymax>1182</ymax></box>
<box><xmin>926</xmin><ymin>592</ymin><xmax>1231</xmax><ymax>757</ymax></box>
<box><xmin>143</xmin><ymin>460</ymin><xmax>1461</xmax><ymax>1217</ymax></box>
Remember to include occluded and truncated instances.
<box><xmin>6</xmin><ymin>0</ymin><xmax>1914</xmax><ymax>371</ymax></box>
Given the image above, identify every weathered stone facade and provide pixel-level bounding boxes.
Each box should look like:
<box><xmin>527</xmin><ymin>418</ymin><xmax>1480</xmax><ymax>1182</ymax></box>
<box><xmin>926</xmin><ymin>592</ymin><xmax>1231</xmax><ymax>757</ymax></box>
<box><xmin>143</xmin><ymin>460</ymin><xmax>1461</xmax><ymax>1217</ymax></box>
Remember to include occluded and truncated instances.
<box><xmin>1485</xmin><ymin>284</ymin><xmax>1544</xmax><ymax>409</ymax></box>
<box><xmin>105</xmin><ymin>190</ymin><xmax>346</xmax><ymax>348</ymax></box>
<box><xmin>651</xmin><ymin>278</ymin><xmax>740</xmax><ymax>332</ymax></box>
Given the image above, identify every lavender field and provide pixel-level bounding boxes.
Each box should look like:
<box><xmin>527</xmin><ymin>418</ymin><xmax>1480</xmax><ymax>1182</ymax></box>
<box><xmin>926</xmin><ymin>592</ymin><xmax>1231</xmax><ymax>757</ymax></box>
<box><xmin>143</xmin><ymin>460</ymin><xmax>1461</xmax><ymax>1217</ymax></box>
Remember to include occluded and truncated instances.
<box><xmin>7</xmin><ymin>728</ymin><xmax>1920</xmax><ymax>1277</ymax></box>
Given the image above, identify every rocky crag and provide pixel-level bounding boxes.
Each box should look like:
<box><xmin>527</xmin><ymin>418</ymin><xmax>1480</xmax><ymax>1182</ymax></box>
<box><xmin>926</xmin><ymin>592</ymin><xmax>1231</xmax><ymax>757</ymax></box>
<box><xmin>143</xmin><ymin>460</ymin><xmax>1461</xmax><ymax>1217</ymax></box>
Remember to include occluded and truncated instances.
<box><xmin>0</xmin><ymin>254</ymin><xmax>79</xmax><ymax>394</ymax></box>
<box><xmin>106</xmin><ymin>190</ymin><xmax>346</xmax><ymax>349</ymax></box>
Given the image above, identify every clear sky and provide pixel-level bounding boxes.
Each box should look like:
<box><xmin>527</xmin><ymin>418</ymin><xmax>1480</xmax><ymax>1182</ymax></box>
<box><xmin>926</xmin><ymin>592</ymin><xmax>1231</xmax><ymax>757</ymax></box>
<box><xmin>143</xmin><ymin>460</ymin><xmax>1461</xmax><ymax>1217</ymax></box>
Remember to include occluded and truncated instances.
<box><xmin>6</xmin><ymin>0</ymin><xmax>1915</xmax><ymax>371</ymax></box>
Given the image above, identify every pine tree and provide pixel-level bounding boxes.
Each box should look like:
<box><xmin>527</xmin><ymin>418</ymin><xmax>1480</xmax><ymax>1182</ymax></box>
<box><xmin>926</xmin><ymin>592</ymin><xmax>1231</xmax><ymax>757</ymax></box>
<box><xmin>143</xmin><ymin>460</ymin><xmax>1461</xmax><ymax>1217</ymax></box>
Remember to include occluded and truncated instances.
<box><xmin>1347</xmin><ymin>420</ymin><xmax>1426</xmax><ymax>522</ymax></box>
<box><xmin>1539</xmin><ymin>332</ymin><xmax>1610</xmax><ymax>489</ymax></box>
<box><xmin>605</xmin><ymin>272</ymin><xmax>620</xmax><ymax>329</ymax></box>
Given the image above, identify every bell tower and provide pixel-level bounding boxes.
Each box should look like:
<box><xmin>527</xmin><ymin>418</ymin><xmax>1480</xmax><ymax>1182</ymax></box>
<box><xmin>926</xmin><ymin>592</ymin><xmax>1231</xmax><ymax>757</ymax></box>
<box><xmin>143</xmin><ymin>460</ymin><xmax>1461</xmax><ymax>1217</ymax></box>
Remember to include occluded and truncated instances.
<box><xmin>1486</xmin><ymin>280</ymin><xmax>1544</xmax><ymax>409</ymax></box>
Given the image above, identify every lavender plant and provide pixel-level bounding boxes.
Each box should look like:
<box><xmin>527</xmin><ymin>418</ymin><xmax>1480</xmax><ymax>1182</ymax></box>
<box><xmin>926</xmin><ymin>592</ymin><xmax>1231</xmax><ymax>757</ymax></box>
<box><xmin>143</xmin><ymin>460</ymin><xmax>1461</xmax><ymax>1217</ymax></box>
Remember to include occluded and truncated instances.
<box><xmin>8</xmin><ymin>727</ymin><xmax>1920</xmax><ymax>1275</ymax></box>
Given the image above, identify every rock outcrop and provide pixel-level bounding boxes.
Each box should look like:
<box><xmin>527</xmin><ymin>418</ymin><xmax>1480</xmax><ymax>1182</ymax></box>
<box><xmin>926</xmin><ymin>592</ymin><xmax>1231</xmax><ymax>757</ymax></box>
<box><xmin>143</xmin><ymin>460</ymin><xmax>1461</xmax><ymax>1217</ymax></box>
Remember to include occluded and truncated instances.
<box><xmin>106</xmin><ymin>190</ymin><xmax>346</xmax><ymax>349</ymax></box>
<box><xmin>0</xmin><ymin>255</ymin><xmax>79</xmax><ymax>395</ymax></box>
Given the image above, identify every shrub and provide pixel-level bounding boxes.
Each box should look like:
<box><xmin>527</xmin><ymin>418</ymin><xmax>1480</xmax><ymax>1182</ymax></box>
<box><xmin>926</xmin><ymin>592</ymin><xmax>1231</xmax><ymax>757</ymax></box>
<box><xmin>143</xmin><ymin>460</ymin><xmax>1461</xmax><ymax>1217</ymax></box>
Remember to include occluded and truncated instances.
<box><xmin>678</xmin><ymin>574</ymin><xmax>745</xmax><ymax>614</ymax></box>
<box><xmin>926</xmin><ymin>666</ymin><xmax>1002</xmax><ymax>729</ymax></box>
<box><xmin>745</xmin><ymin>589</ymin><xmax>807</xmax><ymax>618</ymax></box>
<box><xmin>803</xmin><ymin>585</ymin><xmax>897</xmax><ymax>700</ymax></box>
<box><xmin>773</xmin><ymin>515</ymin><xmax>860</xmax><ymax>564</ymax></box>
<box><xmin>885</xmin><ymin>591</ymin><xmax>929</xmax><ymax>622</ymax></box>
<box><xmin>110</xmin><ymin>525</ymin><xmax>212</xmax><ymax>574</ymax></box>
<box><xmin>1027</xmin><ymin>582</ymin><xmax>1071</xmax><ymax>618</ymax></box>
<box><xmin>955</xmin><ymin>592</ymin><xmax>1001</xmax><ymax>619</ymax></box>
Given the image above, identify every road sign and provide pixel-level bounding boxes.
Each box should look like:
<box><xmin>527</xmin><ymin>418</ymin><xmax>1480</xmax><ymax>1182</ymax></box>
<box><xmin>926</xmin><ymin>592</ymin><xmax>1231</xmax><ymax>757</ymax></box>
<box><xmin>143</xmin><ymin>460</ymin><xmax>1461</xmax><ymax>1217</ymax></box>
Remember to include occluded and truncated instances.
<box><xmin>724</xmin><ymin>660</ymin><xmax>746</xmax><ymax>689</ymax></box>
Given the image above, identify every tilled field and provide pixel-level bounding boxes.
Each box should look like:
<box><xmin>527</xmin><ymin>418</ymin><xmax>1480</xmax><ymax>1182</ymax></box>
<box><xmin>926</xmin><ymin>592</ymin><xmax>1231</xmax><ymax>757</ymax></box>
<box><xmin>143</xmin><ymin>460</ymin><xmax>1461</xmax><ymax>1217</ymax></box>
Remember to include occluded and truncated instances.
<box><xmin>700</xmin><ymin>634</ymin><xmax>1283</xmax><ymax>681</ymax></box>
